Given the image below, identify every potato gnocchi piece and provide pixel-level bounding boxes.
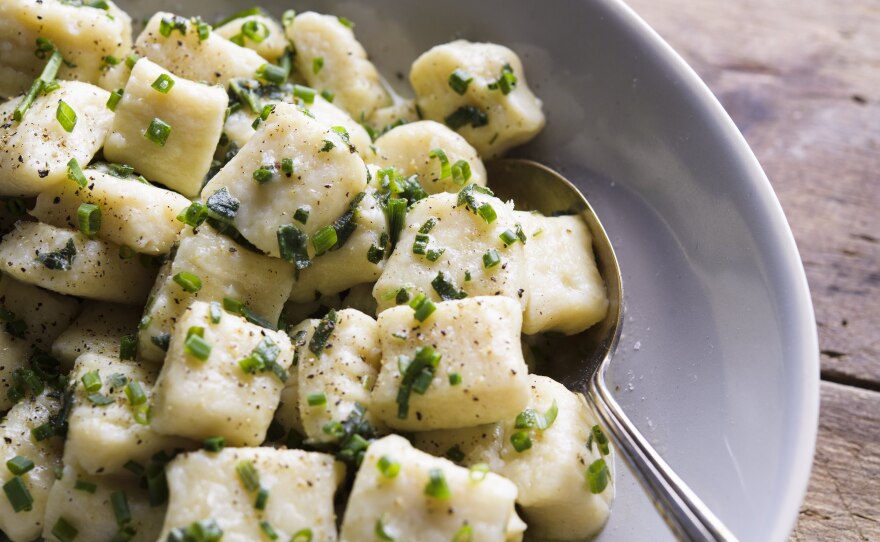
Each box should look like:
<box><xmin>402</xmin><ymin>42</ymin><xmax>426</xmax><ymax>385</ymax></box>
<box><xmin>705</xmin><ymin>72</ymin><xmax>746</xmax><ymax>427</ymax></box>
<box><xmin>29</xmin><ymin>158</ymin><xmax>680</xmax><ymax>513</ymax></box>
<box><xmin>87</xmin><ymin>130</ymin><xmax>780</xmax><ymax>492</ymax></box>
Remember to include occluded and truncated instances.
<box><xmin>372</xmin><ymin>191</ymin><xmax>528</xmax><ymax>314</ymax></box>
<box><xmin>289</xmin><ymin>191</ymin><xmax>388</xmax><ymax>303</ymax></box>
<box><xmin>43</xmin><ymin>465</ymin><xmax>165</xmax><ymax>542</ymax></box>
<box><xmin>414</xmin><ymin>375</ymin><xmax>614</xmax><ymax>541</ymax></box>
<box><xmin>137</xmin><ymin>224</ymin><xmax>294</xmax><ymax>363</ymax></box>
<box><xmin>201</xmin><ymin>101</ymin><xmax>369</xmax><ymax>257</ymax></box>
<box><xmin>0</xmin><ymin>81</ymin><xmax>113</xmax><ymax>197</ymax></box>
<box><xmin>371</xmin><ymin>296</ymin><xmax>529</xmax><ymax>431</ymax></box>
<box><xmin>372</xmin><ymin>120</ymin><xmax>488</xmax><ymax>194</ymax></box>
<box><xmin>0</xmin><ymin>389</ymin><xmax>64</xmax><ymax>542</ymax></box>
<box><xmin>288</xmin><ymin>12</ymin><xmax>390</xmax><ymax>118</ymax></box>
<box><xmin>103</xmin><ymin>58</ymin><xmax>228</xmax><ymax>198</ymax></box>
<box><xmin>340</xmin><ymin>434</ymin><xmax>526</xmax><ymax>542</ymax></box>
<box><xmin>159</xmin><ymin>447</ymin><xmax>344</xmax><ymax>542</ymax></box>
<box><xmin>0</xmin><ymin>0</ymin><xmax>132</xmax><ymax>98</ymax></box>
<box><xmin>222</xmin><ymin>95</ymin><xmax>372</xmax><ymax>161</ymax></box>
<box><xmin>214</xmin><ymin>14</ymin><xmax>288</xmax><ymax>62</ymax></box>
<box><xmin>0</xmin><ymin>221</ymin><xmax>155</xmax><ymax>305</ymax></box>
<box><xmin>410</xmin><ymin>40</ymin><xmax>545</xmax><ymax>158</ymax></box>
<box><xmin>30</xmin><ymin>166</ymin><xmax>191</xmax><ymax>255</ymax></box>
<box><xmin>64</xmin><ymin>354</ymin><xmax>195</xmax><ymax>477</ymax></box>
<box><xmin>287</xmin><ymin>309</ymin><xmax>383</xmax><ymax>443</ymax></box>
<box><xmin>151</xmin><ymin>301</ymin><xmax>294</xmax><ymax>446</ymax></box>
<box><xmin>51</xmin><ymin>301</ymin><xmax>140</xmax><ymax>370</ymax></box>
<box><xmin>517</xmin><ymin>212</ymin><xmax>609</xmax><ymax>335</ymax></box>
<box><xmin>134</xmin><ymin>11</ymin><xmax>266</xmax><ymax>85</ymax></box>
<box><xmin>339</xmin><ymin>283</ymin><xmax>379</xmax><ymax>317</ymax></box>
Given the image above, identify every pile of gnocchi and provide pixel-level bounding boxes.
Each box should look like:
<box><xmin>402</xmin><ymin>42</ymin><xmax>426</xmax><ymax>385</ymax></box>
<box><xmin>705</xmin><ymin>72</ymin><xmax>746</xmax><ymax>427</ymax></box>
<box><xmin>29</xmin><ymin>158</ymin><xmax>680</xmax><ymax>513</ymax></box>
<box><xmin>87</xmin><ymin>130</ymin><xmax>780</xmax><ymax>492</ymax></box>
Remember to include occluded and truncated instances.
<box><xmin>0</xmin><ymin>1</ymin><xmax>615</xmax><ymax>541</ymax></box>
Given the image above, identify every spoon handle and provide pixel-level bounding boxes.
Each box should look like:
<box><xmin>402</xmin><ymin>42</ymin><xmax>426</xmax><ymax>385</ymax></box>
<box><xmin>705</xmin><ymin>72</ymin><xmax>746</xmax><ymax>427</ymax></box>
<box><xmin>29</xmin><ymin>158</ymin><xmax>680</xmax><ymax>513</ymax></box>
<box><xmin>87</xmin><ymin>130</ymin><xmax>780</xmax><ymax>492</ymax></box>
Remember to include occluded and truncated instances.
<box><xmin>586</xmin><ymin>364</ymin><xmax>740</xmax><ymax>542</ymax></box>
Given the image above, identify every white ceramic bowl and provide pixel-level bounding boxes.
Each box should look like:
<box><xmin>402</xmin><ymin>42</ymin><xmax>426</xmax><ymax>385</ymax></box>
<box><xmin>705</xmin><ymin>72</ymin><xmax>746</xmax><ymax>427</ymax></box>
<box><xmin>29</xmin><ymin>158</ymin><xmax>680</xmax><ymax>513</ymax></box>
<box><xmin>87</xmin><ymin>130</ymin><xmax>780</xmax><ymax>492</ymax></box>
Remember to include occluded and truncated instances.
<box><xmin>124</xmin><ymin>1</ymin><xmax>820</xmax><ymax>539</ymax></box>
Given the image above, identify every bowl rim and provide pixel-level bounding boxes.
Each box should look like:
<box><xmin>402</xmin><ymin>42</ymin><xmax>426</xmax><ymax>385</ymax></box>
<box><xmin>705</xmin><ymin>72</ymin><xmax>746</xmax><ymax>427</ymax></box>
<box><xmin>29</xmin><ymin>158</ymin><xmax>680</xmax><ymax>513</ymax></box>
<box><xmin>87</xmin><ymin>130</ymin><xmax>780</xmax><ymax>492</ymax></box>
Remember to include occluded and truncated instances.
<box><xmin>604</xmin><ymin>0</ymin><xmax>820</xmax><ymax>539</ymax></box>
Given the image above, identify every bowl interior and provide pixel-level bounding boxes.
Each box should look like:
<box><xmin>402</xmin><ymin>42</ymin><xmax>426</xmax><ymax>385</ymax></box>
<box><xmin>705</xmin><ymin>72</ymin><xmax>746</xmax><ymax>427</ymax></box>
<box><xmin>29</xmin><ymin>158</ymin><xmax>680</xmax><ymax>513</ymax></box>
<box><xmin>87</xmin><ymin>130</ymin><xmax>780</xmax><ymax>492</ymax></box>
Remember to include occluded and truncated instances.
<box><xmin>125</xmin><ymin>1</ymin><xmax>819</xmax><ymax>540</ymax></box>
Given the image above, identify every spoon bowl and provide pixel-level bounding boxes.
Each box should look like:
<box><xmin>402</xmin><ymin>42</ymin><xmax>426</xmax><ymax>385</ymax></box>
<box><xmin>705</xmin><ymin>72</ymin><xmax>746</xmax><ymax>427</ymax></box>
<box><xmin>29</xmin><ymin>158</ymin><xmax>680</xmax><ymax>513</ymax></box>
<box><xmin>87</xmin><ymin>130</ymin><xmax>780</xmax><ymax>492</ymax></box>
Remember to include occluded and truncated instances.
<box><xmin>487</xmin><ymin>158</ymin><xmax>737</xmax><ymax>542</ymax></box>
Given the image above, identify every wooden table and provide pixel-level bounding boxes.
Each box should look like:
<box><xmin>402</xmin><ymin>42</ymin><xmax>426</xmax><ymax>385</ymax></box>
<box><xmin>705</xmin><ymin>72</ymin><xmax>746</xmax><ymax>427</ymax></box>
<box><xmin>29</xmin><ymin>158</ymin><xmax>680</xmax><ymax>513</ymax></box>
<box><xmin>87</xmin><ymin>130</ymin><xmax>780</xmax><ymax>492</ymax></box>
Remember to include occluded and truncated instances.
<box><xmin>624</xmin><ymin>1</ymin><xmax>880</xmax><ymax>539</ymax></box>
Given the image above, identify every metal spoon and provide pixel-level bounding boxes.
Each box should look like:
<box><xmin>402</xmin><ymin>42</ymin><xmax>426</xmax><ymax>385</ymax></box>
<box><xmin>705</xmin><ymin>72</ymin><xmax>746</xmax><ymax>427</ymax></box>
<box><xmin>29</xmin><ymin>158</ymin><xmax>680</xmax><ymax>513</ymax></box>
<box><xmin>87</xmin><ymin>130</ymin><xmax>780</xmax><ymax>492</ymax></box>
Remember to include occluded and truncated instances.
<box><xmin>486</xmin><ymin>159</ymin><xmax>738</xmax><ymax>542</ymax></box>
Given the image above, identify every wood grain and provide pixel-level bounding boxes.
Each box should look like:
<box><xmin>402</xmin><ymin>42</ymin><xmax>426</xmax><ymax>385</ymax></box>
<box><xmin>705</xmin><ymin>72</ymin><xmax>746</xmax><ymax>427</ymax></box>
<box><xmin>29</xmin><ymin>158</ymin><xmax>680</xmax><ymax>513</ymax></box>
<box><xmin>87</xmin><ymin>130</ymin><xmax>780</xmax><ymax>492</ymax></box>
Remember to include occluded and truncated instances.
<box><xmin>626</xmin><ymin>0</ymin><xmax>880</xmax><ymax>387</ymax></box>
<box><xmin>791</xmin><ymin>382</ymin><xmax>880</xmax><ymax>542</ymax></box>
<box><xmin>624</xmin><ymin>1</ymin><xmax>880</xmax><ymax>539</ymax></box>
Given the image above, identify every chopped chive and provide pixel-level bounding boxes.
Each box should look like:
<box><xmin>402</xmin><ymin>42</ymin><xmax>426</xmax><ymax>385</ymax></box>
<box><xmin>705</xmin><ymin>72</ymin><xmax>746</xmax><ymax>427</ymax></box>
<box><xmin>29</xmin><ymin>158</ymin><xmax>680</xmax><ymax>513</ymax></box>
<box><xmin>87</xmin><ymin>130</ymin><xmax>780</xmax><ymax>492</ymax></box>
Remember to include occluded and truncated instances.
<box><xmin>483</xmin><ymin>249</ymin><xmax>500</xmax><ymax>268</ymax></box>
<box><xmin>445</xmin><ymin>105</ymin><xmax>488</xmax><ymax>130</ymax></box>
<box><xmin>253</xmin><ymin>167</ymin><xmax>275</xmax><ymax>183</ymax></box>
<box><xmin>51</xmin><ymin>517</ymin><xmax>78</xmax><ymax>542</ymax></box>
<box><xmin>409</xmin><ymin>294</ymin><xmax>436</xmax><ymax>322</ymax></box>
<box><xmin>515</xmin><ymin>400</ymin><xmax>559</xmax><ymax>431</ymax></box>
<box><xmin>209</xmin><ymin>301</ymin><xmax>222</xmax><ymax>324</ymax></box>
<box><xmin>293</xmin><ymin>207</ymin><xmax>309</xmax><ymax>224</ymax></box>
<box><xmin>146</xmin><ymin>74</ymin><xmax>173</xmax><ymax>97</ymax></box>
<box><xmin>431</xmin><ymin>271</ymin><xmax>467</xmax><ymax>301</ymax></box>
<box><xmin>413</xmin><ymin>233</ymin><xmax>429</xmax><ymax>255</ymax></box>
<box><xmin>236</xmin><ymin>460</ymin><xmax>260</xmax><ymax>492</ymax></box>
<box><xmin>184</xmin><ymin>328</ymin><xmax>211</xmax><ymax>361</ymax></box>
<box><xmin>76</xmin><ymin>203</ymin><xmax>101</xmax><ymax>237</ymax></box>
<box><xmin>254</xmin><ymin>486</ymin><xmax>269</xmax><ymax>510</ymax></box>
<box><xmin>312</xmin><ymin>225</ymin><xmax>338</xmax><ymax>256</ymax></box>
<box><xmin>194</xmin><ymin>17</ymin><xmax>211</xmax><ymax>41</ymax></box>
<box><xmin>56</xmin><ymin>100</ymin><xmax>77</xmax><ymax>132</ymax></box>
<box><xmin>176</xmin><ymin>205</ymin><xmax>207</xmax><ymax>230</ymax></box>
<box><xmin>384</xmin><ymin>198</ymin><xmax>407</xmax><ymax>249</ymax></box>
<box><xmin>426</xmin><ymin>248</ymin><xmax>444</xmax><ymax>262</ymax></box>
<box><xmin>396</xmin><ymin>346</ymin><xmax>441</xmax><ymax>419</ymax></box>
<box><xmin>106</xmin><ymin>89</ymin><xmax>123</xmax><ymax>111</ymax></box>
<box><xmin>319</xmin><ymin>139</ymin><xmax>335</xmax><ymax>152</ymax></box>
<box><xmin>256</xmin><ymin>62</ymin><xmax>287</xmax><ymax>85</ymax></box>
<box><xmin>510</xmin><ymin>430</ymin><xmax>532</xmax><ymax>452</ymax></box>
<box><xmin>424</xmin><ymin>468</ymin><xmax>451</xmax><ymax>499</ymax></box>
<box><xmin>337</xmin><ymin>16</ymin><xmax>354</xmax><ymax>28</ymax></box>
<box><xmin>34</xmin><ymin>37</ymin><xmax>55</xmax><ymax>59</ymax></box>
<box><xmin>446</xmin><ymin>445</ymin><xmax>465</xmax><ymax>462</ymax></box>
<box><xmin>477</xmin><ymin>203</ymin><xmax>496</xmax><ymax>223</ymax></box>
<box><xmin>81</xmin><ymin>370</ymin><xmax>102</xmax><ymax>393</ymax></box>
<box><xmin>36</xmin><ymin>238</ymin><xmax>77</xmax><ymax>270</ymax></box>
<box><xmin>307</xmin><ymin>392</ymin><xmax>326</xmax><ymax>407</ymax></box>
<box><xmin>144</xmin><ymin>117</ymin><xmax>171</xmax><ymax>146</ymax></box>
<box><xmin>173</xmin><ymin>271</ymin><xmax>202</xmax><ymax>293</ymax></box>
<box><xmin>150</xmin><ymin>333</ymin><xmax>170</xmax><ymax>352</ymax></box>
<box><xmin>293</xmin><ymin>84</ymin><xmax>316</xmax><ymax>104</ymax></box>
<box><xmin>125</xmin><ymin>53</ymin><xmax>140</xmax><ymax>69</ymax></box>
<box><xmin>448</xmin><ymin>69</ymin><xmax>473</xmax><ymax>95</ymax></box>
<box><xmin>65</xmin><ymin>157</ymin><xmax>86</xmax><ymax>186</ymax></box>
<box><xmin>159</xmin><ymin>15</ymin><xmax>187</xmax><ymax>37</ymax></box>
<box><xmin>320</xmin><ymin>89</ymin><xmax>335</xmax><ymax>102</ymax></box>
<box><xmin>375</xmin><ymin>514</ymin><xmax>394</xmax><ymax>541</ymax></box>
<box><xmin>586</xmin><ymin>458</ymin><xmax>609</xmax><ymax>494</ymax></box>
<box><xmin>5</xmin><ymin>197</ymin><xmax>26</xmax><ymax>216</ymax></box>
<box><xmin>291</xmin><ymin>528</ymin><xmax>313</xmax><ymax>542</ymax></box>
<box><xmin>499</xmin><ymin>229</ymin><xmax>518</xmax><ymax>245</ymax></box>
<box><xmin>14</xmin><ymin>50</ymin><xmax>63</xmax><ymax>121</ymax></box>
<box><xmin>239</xmin><ymin>355</ymin><xmax>263</xmax><ymax>374</ymax></box>
<box><xmin>282</xmin><ymin>158</ymin><xmax>294</xmax><ymax>176</ymax></box>
<box><xmin>6</xmin><ymin>456</ymin><xmax>34</xmax><ymax>476</ymax></box>
<box><xmin>31</xmin><ymin>422</ymin><xmax>54</xmax><ymax>441</ymax></box>
<box><xmin>448</xmin><ymin>372</ymin><xmax>462</xmax><ymax>386</ymax></box>
<box><xmin>428</xmin><ymin>148</ymin><xmax>451</xmax><ymax>179</ymax></box>
<box><xmin>468</xmin><ymin>463</ymin><xmax>489</xmax><ymax>482</ymax></box>
<box><xmin>88</xmin><ymin>393</ymin><xmax>115</xmax><ymax>406</ymax></box>
<box><xmin>241</xmin><ymin>20</ymin><xmax>270</xmax><ymax>43</ymax></box>
<box><xmin>3</xmin><ymin>476</ymin><xmax>34</xmax><ymax>512</ymax></box>
<box><xmin>592</xmin><ymin>425</ymin><xmax>610</xmax><ymax>455</ymax></box>
<box><xmin>124</xmin><ymin>380</ymin><xmax>147</xmax><ymax>406</ymax></box>
<box><xmin>203</xmin><ymin>436</ymin><xmax>225</xmax><ymax>452</ymax></box>
<box><xmin>74</xmin><ymin>479</ymin><xmax>97</xmax><ymax>493</ymax></box>
<box><xmin>259</xmin><ymin>520</ymin><xmax>278</xmax><ymax>540</ymax></box>
<box><xmin>312</xmin><ymin>56</ymin><xmax>324</xmax><ymax>74</ymax></box>
<box><xmin>277</xmin><ymin>224</ymin><xmax>311</xmax><ymax>269</ymax></box>
<box><xmin>488</xmin><ymin>63</ymin><xmax>518</xmax><ymax>95</ymax></box>
<box><xmin>308</xmin><ymin>310</ymin><xmax>337</xmax><ymax>355</ymax></box>
<box><xmin>376</xmin><ymin>455</ymin><xmax>400</xmax><ymax>479</ymax></box>
<box><xmin>453</xmin><ymin>524</ymin><xmax>473</xmax><ymax>542</ymax></box>
<box><xmin>111</xmin><ymin>490</ymin><xmax>131</xmax><ymax>526</ymax></box>
<box><xmin>450</xmin><ymin>160</ymin><xmax>471</xmax><ymax>185</ymax></box>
